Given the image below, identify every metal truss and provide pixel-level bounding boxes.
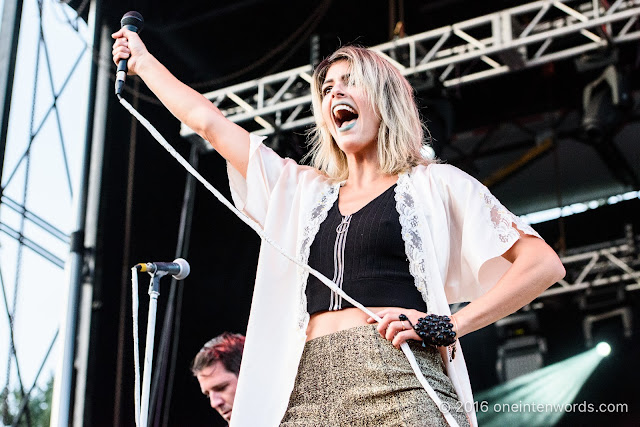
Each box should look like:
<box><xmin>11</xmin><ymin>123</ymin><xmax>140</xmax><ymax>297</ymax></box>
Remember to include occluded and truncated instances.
<box><xmin>449</xmin><ymin>224</ymin><xmax>640</xmax><ymax>319</ymax></box>
<box><xmin>181</xmin><ymin>0</ymin><xmax>640</xmax><ymax>139</ymax></box>
<box><xmin>0</xmin><ymin>1</ymin><xmax>90</xmax><ymax>425</ymax></box>
<box><xmin>541</xmin><ymin>224</ymin><xmax>640</xmax><ymax>298</ymax></box>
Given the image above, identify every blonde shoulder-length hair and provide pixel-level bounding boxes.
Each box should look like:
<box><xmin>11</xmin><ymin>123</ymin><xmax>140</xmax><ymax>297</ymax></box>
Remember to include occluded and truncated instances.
<box><xmin>306</xmin><ymin>45</ymin><xmax>434</xmax><ymax>181</ymax></box>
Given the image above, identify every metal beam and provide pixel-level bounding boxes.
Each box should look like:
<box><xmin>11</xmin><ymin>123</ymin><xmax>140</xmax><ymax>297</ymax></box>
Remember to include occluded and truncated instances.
<box><xmin>541</xmin><ymin>227</ymin><xmax>640</xmax><ymax>298</ymax></box>
<box><xmin>181</xmin><ymin>0</ymin><xmax>640</xmax><ymax>139</ymax></box>
<box><xmin>50</xmin><ymin>0</ymin><xmax>103</xmax><ymax>425</ymax></box>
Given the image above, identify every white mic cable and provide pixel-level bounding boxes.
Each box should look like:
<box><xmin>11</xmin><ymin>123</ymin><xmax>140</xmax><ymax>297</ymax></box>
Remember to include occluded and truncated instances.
<box><xmin>130</xmin><ymin>266</ymin><xmax>141</xmax><ymax>427</ymax></box>
<box><xmin>119</xmin><ymin>97</ymin><xmax>459</xmax><ymax>427</ymax></box>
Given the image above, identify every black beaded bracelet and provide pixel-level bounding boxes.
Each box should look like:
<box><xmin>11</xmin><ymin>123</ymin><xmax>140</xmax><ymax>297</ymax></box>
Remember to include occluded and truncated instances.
<box><xmin>400</xmin><ymin>313</ymin><xmax>457</xmax><ymax>347</ymax></box>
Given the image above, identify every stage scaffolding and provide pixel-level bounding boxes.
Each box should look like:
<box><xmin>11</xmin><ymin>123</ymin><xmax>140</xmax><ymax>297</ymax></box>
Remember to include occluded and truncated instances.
<box><xmin>544</xmin><ymin>224</ymin><xmax>640</xmax><ymax>298</ymax></box>
<box><xmin>0</xmin><ymin>0</ymin><xmax>100</xmax><ymax>426</ymax></box>
<box><xmin>180</xmin><ymin>0</ymin><xmax>640</xmax><ymax>138</ymax></box>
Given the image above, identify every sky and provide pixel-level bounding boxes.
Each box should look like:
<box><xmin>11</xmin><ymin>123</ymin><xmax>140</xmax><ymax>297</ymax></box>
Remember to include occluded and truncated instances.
<box><xmin>0</xmin><ymin>0</ymin><xmax>90</xmax><ymax>414</ymax></box>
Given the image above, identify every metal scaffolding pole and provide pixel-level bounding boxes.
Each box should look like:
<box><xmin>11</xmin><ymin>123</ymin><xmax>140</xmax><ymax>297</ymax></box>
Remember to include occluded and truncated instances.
<box><xmin>70</xmin><ymin>22</ymin><xmax>111</xmax><ymax>427</ymax></box>
<box><xmin>0</xmin><ymin>0</ymin><xmax>24</xmax><ymax>191</ymax></box>
<box><xmin>50</xmin><ymin>0</ymin><xmax>103</xmax><ymax>425</ymax></box>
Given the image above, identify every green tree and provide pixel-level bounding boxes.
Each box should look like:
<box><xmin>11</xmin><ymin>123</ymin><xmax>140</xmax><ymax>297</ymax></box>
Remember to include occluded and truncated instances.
<box><xmin>0</xmin><ymin>375</ymin><xmax>53</xmax><ymax>427</ymax></box>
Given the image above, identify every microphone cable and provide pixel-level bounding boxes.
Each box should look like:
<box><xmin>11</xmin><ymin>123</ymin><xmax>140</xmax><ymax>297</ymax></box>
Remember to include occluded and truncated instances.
<box><xmin>119</xmin><ymin>96</ymin><xmax>460</xmax><ymax>427</ymax></box>
<box><xmin>130</xmin><ymin>266</ymin><xmax>141</xmax><ymax>427</ymax></box>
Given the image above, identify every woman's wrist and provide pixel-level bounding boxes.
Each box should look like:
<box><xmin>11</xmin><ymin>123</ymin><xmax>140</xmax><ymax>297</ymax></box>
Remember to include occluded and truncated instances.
<box><xmin>412</xmin><ymin>314</ymin><xmax>457</xmax><ymax>346</ymax></box>
<box><xmin>451</xmin><ymin>314</ymin><xmax>461</xmax><ymax>338</ymax></box>
<box><xmin>134</xmin><ymin>50</ymin><xmax>154</xmax><ymax>76</ymax></box>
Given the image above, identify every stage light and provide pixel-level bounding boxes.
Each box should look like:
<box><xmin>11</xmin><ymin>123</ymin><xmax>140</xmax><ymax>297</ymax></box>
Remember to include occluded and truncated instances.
<box><xmin>495</xmin><ymin>312</ymin><xmax>546</xmax><ymax>383</ymax></box>
<box><xmin>596</xmin><ymin>342</ymin><xmax>611</xmax><ymax>357</ymax></box>
<box><xmin>476</xmin><ymin>345</ymin><xmax>608</xmax><ymax>426</ymax></box>
<box><xmin>580</xmin><ymin>287</ymin><xmax>632</xmax><ymax>348</ymax></box>
<box><xmin>581</xmin><ymin>64</ymin><xmax>631</xmax><ymax>141</ymax></box>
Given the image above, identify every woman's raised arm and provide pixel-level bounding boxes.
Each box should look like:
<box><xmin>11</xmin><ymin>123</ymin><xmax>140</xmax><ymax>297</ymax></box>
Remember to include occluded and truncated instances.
<box><xmin>112</xmin><ymin>28</ymin><xmax>250</xmax><ymax>177</ymax></box>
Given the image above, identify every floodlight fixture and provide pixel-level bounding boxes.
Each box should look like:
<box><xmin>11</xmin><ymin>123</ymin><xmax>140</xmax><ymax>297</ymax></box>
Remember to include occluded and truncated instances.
<box><xmin>596</xmin><ymin>341</ymin><xmax>611</xmax><ymax>357</ymax></box>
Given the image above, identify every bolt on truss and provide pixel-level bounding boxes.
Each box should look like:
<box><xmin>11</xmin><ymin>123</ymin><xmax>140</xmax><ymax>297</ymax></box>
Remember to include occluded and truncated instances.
<box><xmin>181</xmin><ymin>0</ymin><xmax>640</xmax><ymax>140</ymax></box>
<box><xmin>0</xmin><ymin>0</ymin><xmax>90</xmax><ymax>425</ymax></box>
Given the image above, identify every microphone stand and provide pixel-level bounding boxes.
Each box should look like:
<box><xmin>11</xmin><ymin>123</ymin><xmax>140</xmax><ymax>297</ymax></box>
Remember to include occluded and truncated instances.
<box><xmin>140</xmin><ymin>271</ymin><xmax>167</xmax><ymax>427</ymax></box>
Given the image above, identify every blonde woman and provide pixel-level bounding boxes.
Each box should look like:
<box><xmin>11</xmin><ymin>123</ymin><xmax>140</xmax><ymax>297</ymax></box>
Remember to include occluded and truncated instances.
<box><xmin>113</xmin><ymin>29</ymin><xmax>565</xmax><ymax>426</ymax></box>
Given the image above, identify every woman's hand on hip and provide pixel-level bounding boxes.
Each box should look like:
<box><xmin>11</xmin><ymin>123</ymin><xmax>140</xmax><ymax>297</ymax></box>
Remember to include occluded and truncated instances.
<box><xmin>366</xmin><ymin>308</ymin><xmax>424</xmax><ymax>349</ymax></box>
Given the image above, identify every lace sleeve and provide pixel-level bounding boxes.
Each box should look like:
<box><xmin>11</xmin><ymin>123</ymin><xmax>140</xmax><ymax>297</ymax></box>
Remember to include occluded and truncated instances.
<box><xmin>478</xmin><ymin>189</ymin><xmax>541</xmax><ymax>244</ymax></box>
<box><xmin>431</xmin><ymin>164</ymin><xmax>542</xmax><ymax>302</ymax></box>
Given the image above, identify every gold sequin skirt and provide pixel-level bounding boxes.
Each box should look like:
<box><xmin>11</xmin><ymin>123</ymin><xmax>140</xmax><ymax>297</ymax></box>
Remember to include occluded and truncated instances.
<box><xmin>280</xmin><ymin>325</ymin><xmax>470</xmax><ymax>426</ymax></box>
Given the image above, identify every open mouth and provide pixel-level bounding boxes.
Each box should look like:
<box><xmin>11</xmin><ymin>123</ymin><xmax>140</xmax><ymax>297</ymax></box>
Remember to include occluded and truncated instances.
<box><xmin>332</xmin><ymin>103</ymin><xmax>359</xmax><ymax>132</ymax></box>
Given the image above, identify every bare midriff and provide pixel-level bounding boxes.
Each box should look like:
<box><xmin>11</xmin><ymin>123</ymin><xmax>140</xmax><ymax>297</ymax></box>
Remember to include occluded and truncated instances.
<box><xmin>305</xmin><ymin>306</ymin><xmax>391</xmax><ymax>341</ymax></box>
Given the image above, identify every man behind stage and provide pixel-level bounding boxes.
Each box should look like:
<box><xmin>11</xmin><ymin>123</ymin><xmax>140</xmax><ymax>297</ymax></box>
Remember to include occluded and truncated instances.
<box><xmin>192</xmin><ymin>332</ymin><xmax>245</xmax><ymax>423</ymax></box>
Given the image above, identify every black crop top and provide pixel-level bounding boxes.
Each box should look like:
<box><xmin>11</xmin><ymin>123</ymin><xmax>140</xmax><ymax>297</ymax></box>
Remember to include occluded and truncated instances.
<box><xmin>306</xmin><ymin>184</ymin><xmax>428</xmax><ymax>315</ymax></box>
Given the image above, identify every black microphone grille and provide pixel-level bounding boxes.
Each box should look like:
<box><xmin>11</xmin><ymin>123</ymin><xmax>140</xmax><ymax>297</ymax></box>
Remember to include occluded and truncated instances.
<box><xmin>121</xmin><ymin>11</ymin><xmax>144</xmax><ymax>31</ymax></box>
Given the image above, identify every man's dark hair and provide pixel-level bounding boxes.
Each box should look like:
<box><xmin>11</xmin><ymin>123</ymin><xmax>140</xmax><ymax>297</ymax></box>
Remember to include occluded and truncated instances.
<box><xmin>191</xmin><ymin>332</ymin><xmax>245</xmax><ymax>376</ymax></box>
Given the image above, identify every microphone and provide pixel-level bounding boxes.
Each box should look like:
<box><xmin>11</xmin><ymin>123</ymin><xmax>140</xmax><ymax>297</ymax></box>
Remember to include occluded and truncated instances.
<box><xmin>115</xmin><ymin>11</ymin><xmax>144</xmax><ymax>96</ymax></box>
<box><xmin>136</xmin><ymin>258</ymin><xmax>190</xmax><ymax>280</ymax></box>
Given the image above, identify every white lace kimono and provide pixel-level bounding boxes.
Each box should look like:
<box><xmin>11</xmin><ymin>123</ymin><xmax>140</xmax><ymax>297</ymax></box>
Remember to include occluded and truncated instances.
<box><xmin>227</xmin><ymin>134</ymin><xmax>540</xmax><ymax>426</ymax></box>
